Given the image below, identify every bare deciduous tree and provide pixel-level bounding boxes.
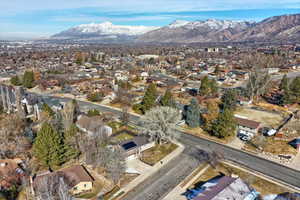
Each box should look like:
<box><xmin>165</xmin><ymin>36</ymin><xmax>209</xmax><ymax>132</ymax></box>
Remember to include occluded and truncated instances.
<box><xmin>0</xmin><ymin>114</ymin><xmax>29</xmax><ymax>158</ymax></box>
<box><xmin>138</xmin><ymin>106</ymin><xmax>181</xmax><ymax>144</ymax></box>
<box><xmin>35</xmin><ymin>174</ymin><xmax>72</xmax><ymax>200</ymax></box>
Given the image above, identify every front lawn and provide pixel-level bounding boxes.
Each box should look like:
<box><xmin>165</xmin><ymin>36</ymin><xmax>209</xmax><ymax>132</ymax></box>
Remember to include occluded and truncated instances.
<box><xmin>140</xmin><ymin>143</ymin><xmax>178</xmax><ymax>166</ymax></box>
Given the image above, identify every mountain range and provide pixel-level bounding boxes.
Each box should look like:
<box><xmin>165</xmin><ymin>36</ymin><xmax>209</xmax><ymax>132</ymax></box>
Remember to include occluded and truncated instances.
<box><xmin>51</xmin><ymin>14</ymin><xmax>300</xmax><ymax>43</ymax></box>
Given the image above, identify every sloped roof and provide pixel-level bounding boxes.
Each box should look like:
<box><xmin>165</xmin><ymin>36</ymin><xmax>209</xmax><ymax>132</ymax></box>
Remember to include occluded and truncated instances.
<box><xmin>235</xmin><ymin>117</ymin><xmax>261</xmax><ymax>129</ymax></box>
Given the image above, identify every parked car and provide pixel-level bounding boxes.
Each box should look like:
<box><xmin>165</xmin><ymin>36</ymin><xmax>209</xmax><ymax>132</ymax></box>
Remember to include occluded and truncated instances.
<box><xmin>264</xmin><ymin>128</ymin><xmax>277</xmax><ymax>136</ymax></box>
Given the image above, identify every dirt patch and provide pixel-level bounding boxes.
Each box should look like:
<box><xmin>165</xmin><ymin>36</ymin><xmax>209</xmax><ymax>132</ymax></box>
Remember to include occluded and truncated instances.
<box><xmin>235</xmin><ymin>107</ymin><xmax>284</xmax><ymax>128</ymax></box>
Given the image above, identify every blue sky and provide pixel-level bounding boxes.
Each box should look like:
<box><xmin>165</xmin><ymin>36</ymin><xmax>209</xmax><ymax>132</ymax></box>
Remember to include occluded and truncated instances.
<box><xmin>0</xmin><ymin>0</ymin><xmax>299</xmax><ymax>39</ymax></box>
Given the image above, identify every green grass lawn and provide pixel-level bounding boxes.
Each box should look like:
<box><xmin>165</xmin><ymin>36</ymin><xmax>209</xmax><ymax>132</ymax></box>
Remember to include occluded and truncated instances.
<box><xmin>140</xmin><ymin>143</ymin><xmax>178</xmax><ymax>166</ymax></box>
<box><xmin>112</xmin><ymin>132</ymin><xmax>134</xmax><ymax>142</ymax></box>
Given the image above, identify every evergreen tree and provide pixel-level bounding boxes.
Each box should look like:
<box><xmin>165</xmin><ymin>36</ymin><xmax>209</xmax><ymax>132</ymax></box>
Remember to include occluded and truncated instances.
<box><xmin>199</xmin><ymin>76</ymin><xmax>218</xmax><ymax>97</ymax></box>
<box><xmin>22</xmin><ymin>71</ymin><xmax>35</xmax><ymax>88</ymax></box>
<box><xmin>199</xmin><ymin>76</ymin><xmax>211</xmax><ymax>96</ymax></box>
<box><xmin>141</xmin><ymin>83</ymin><xmax>157</xmax><ymax>113</ymax></box>
<box><xmin>185</xmin><ymin>98</ymin><xmax>200</xmax><ymax>128</ymax></box>
<box><xmin>211</xmin><ymin>109</ymin><xmax>236</xmax><ymax>138</ymax></box>
<box><xmin>160</xmin><ymin>89</ymin><xmax>174</xmax><ymax>107</ymax></box>
<box><xmin>221</xmin><ymin>89</ymin><xmax>238</xmax><ymax>111</ymax></box>
<box><xmin>279</xmin><ymin>74</ymin><xmax>289</xmax><ymax>91</ymax></box>
<box><xmin>33</xmin><ymin>123</ymin><xmax>65</xmax><ymax>169</ymax></box>
<box><xmin>290</xmin><ymin>77</ymin><xmax>300</xmax><ymax>103</ymax></box>
<box><xmin>87</xmin><ymin>109</ymin><xmax>101</xmax><ymax>117</ymax></box>
<box><xmin>42</xmin><ymin>103</ymin><xmax>55</xmax><ymax>117</ymax></box>
<box><xmin>209</xmin><ymin>79</ymin><xmax>218</xmax><ymax>96</ymax></box>
<box><xmin>10</xmin><ymin>75</ymin><xmax>22</xmax><ymax>86</ymax></box>
<box><xmin>63</xmin><ymin>124</ymin><xmax>80</xmax><ymax>160</ymax></box>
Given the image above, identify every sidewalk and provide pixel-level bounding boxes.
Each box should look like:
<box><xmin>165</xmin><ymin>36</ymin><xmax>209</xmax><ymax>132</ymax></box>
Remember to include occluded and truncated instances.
<box><xmin>290</xmin><ymin>152</ymin><xmax>300</xmax><ymax>170</ymax></box>
<box><xmin>163</xmin><ymin>164</ymin><xmax>210</xmax><ymax>200</ymax></box>
<box><xmin>111</xmin><ymin>140</ymin><xmax>185</xmax><ymax>200</ymax></box>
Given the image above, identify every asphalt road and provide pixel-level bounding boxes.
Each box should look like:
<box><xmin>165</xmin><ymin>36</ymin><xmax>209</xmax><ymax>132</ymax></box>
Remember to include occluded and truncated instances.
<box><xmin>39</xmin><ymin>94</ymin><xmax>300</xmax><ymax>199</ymax></box>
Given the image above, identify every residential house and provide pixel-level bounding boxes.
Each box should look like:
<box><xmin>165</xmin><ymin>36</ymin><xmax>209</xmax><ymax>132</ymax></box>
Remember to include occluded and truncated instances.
<box><xmin>33</xmin><ymin>165</ymin><xmax>94</xmax><ymax>196</ymax></box>
<box><xmin>235</xmin><ymin>116</ymin><xmax>261</xmax><ymax>137</ymax></box>
<box><xmin>0</xmin><ymin>159</ymin><xmax>25</xmax><ymax>190</ymax></box>
<box><xmin>76</xmin><ymin>115</ymin><xmax>113</xmax><ymax>137</ymax></box>
<box><xmin>119</xmin><ymin>136</ymin><xmax>155</xmax><ymax>160</ymax></box>
<box><xmin>185</xmin><ymin>175</ymin><xmax>259</xmax><ymax>200</ymax></box>
<box><xmin>59</xmin><ymin>165</ymin><xmax>94</xmax><ymax>195</ymax></box>
<box><xmin>289</xmin><ymin>138</ymin><xmax>300</xmax><ymax>152</ymax></box>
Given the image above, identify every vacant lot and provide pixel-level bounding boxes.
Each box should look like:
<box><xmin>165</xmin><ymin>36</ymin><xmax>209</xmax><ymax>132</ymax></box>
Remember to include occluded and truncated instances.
<box><xmin>235</xmin><ymin>107</ymin><xmax>284</xmax><ymax>128</ymax></box>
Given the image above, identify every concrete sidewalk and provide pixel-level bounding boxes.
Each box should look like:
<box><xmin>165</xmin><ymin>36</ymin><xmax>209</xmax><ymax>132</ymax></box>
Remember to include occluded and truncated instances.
<box><xmin>112</xmin><ymin>140</ymin><xmax>185</xmax><ymax>200</ymax></box>
<box><xmin>290</xmin><ymin>153</ymin><xmax>300</xmax><ymax>170</ymax></box>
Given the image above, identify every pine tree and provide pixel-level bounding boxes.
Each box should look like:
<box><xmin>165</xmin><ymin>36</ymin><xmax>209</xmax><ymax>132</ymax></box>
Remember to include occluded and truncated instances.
<box><xmin>141</xmin><ymin>83</ymin><xmax>158</xmax><ymax>113</ymax></box>
<box><xmin>33</xmin><ymin>123</ymin><xmax>65</xmax><ymax>169</ymax></box>
<box><xmin>199</xmin><ymin>76</ymin><xmax>211</xmax><ymax>96</ymax></box>
<box><xmin>185</xmin><ymin>98</ymin><xmax>200</xmax><ymax>128</ymax></box>
<box><xmin>42</xmin><ymin>103</ymin><xmax>55</xmax><ymax>117</ymax></box>
<box><xmin>22</xmin><ymin>71</ymin><xmax>35</xmax><ymax>88</ymax></box>
<box><xmin>63</xmin><ymin>124</ymin><xmax>80</xmax><ymax>160</ymax></box>
<box><xmin>160</xmin><ymin>89</ymin><xmax>174</xmax><ymax>107</ymax></box>
<box><xmin>221</xmin><ymin>89</ymin><xmax>238</xmax><ymax>111</ymax></box>
<box><xmin>199</xmin><ymin>76</ymin><xmax>218</xmax><ymax>97</ymax></box>
<box><xmin>279</xmin><ymin>74</ymin><xmax>289</xmax><ymax>91</ymax></box>
<box><xmin>10</xmin><ymin>75</ymin><xmax>22</xmax><ymax>86</ymax></box>
<box><xmin>211</xmin><ymin>109</ymin><xmax>236</xmax><ymax>138</ymax></box>
<box><xmin>290</xmin><ymin>77</ymin><xmax>300</xmax><ymax>103</ymax></box>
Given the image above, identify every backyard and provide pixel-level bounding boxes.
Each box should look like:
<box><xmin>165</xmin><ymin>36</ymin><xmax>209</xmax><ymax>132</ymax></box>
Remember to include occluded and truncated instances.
<box><xmin>235</xmin><ymin>107</ymin><xmax>285</xmax><ymax>128</ymax></box>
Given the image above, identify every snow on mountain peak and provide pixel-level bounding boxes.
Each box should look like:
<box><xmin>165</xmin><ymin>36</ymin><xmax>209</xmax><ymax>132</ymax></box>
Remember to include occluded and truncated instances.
<box><xmin>63</xmin><ymin>22</ymin><xmax>160</xmax><ymax>36</ymax></box>
<box><xmin>169</xmin><ymin>19</ymin><xmax>253</xmax><ymax>30</ymax></box>
<box><xmin>168</xmin><ymin>20</ymin><xmax>190</xmax><ymax>28</ymax></box>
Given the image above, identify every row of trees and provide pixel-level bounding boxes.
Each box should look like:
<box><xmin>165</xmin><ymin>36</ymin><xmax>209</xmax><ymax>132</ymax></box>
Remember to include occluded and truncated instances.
<box><xmin>184</xmin><ymin>89</ymin><xmax>238</xmax><ymax>139</ymax></box>
<box><xmin>133</xmin><ymin>83</ymin><xmax>176</xmax><ymax>114</ymax></box>
<box><xmin>10</xmin><ymin>71</ymin><xmax>35</xmax><ymax>89</ymax></box>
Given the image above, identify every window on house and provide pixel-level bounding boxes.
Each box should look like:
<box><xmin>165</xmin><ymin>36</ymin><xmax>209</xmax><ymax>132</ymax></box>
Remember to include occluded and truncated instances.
<box><xmin>84</xmin><ymin>184</ymin><xmax>87</xmax><ymax>187</ymax></box>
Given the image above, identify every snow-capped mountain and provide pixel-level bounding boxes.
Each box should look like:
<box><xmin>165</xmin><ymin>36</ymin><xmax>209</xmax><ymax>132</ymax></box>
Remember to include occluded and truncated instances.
<box><xmin>51</xmin><ymin>21</ymin><xmax>159</xmax><ymax>41</ymax></box>
<box><xmin>183</xmin><ymin>19</ymin><xmax>252</xmax><ymax>30</ymax></box>
<box><xmin>51</xmin><ymin>14</ymin><xmax>300</xmax><ymax>43</ymax></box>
<box><xmin>168</xmin><ymin>20</ymin><xmax>190</xmax><ymax>28</ymax></box>
<box><xmin>137</xmin><ymin>19</ymin><xmax>255</xmax><ymax>43</ymax></box>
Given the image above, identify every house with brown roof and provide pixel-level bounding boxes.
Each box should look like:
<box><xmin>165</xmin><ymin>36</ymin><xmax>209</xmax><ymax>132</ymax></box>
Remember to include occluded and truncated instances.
<box><xmin>76</xmin><ymin>115</ymin><xmax>113</xmax><ymax>137</ymax></box>
<box><xmin>0</xmin><ymin>159</ymin><xmax>25</xmax><ymax>190</ymax></box>
<box><xmin>235</xmin><ymin>116</ymin><xmax>261</xmax><ymax>137</ymax></box>
<box><xmin>33</xmin><ymin>165</ymin><xmax>94</xmax><ymax>196</ymax></box>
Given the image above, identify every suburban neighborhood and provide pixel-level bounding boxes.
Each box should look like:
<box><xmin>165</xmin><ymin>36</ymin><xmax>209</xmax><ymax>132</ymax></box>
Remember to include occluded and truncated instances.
<box><xmin>1</xmin><ymin>4</ymin><xmax>300</xmax><ymax>200</ymax></box>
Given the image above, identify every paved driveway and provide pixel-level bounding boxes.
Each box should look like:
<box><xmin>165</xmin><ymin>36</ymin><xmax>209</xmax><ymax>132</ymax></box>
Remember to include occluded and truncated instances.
<box><xmin>126</xmin><ymin>158</ymin><xmax>152</xmax><ymax>174</ymax></box>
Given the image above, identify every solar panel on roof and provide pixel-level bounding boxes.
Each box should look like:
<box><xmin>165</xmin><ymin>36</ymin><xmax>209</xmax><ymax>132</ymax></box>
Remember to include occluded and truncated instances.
<box><xmin>122</xmin><ymin>141</ymin><xmax>137</xmax><ymax>150</ymax></box>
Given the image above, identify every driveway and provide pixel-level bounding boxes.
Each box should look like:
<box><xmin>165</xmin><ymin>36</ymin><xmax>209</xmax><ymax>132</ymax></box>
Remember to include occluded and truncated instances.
<box><xmin>126</xmin><ymin>158</ymin><xmax>152</xmax><ymax>174</ymax></box>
